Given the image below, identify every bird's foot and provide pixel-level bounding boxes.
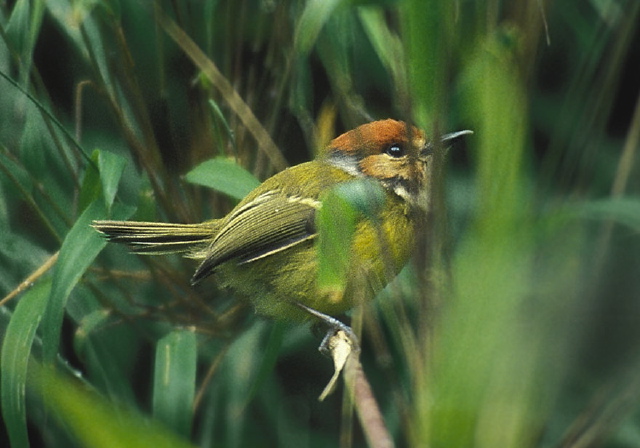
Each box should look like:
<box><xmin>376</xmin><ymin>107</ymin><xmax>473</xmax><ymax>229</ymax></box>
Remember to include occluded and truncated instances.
<box><xmin>293</xmin><ymin>302</ymin><xmax>360</xmax><ymax>354</ymax></box>
<box><xmin>293</xmin><ymin>302</ymin><xmax>360</xmax><ymax>400</ymax></box>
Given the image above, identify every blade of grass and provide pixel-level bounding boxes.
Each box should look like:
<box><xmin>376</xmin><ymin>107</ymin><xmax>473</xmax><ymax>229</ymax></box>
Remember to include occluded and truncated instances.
<box><xmin>155</xmin><ymin>6</ymin><xmax>288</xmax><ymax>171</ymax></box>
<box><xmin>592</xmin><ymin>91</ymin><xmax>640</xmax><ymax>269</ymax></box>
<box><xmin>214</xmin><ymin>321</ymin><xmax>272</xmax><ymax>443</ymax></box>
<box><xmin>0</xmin><ymin>70</ymin><xmax>96</xmax><ymax>166</ymax></box>
<box><xmin>72</xmin><ymin>309</ymin><xmax>112</xmax><ymax>360</ymax></box>
<box><xmin>153</xmin><ymin>329</ymin><xmax>197</xmax><ymax>438</ymax></box>
<box><xmin>317</xmin><ymin>179</ymin><xmax>385</xmax><ymax>293</ymax></box>
<box><xmin>1</xmin><ymin>279</ymin><xmax>51</xmax><ymax>448</ymax></box>
<box><xmin>41</xmin><ymin>148</ymin><xmax>133</xmax><ymax>364</ymax></box>
<box><xmin>79</xmin><ymin>150</ymin><xmax>127</xmax><ymax>213</ymax></box>
<box><xmin>98</xmin><ymin>150</ymin><xmax>128</xmax><ymax>210</ymax></box>
<box><xmin>3</xmin><ymin>0</ymin><xmax>45</xmax><ymax>82</ymax></box>
<box><xmin>400</xmin><ymin>0</ymin><xmax>454</xmax><ymax>126</ymax></box>
<box><xmin>420</xmin><ymin>27</ymin><xmax>536</xmax><ymax>448</ymax></box>
<box><xmin>0</xmin><ymin>146</ymin><xmax>62</xmax><ymax>242</ymax></box>
<box><xmin>578</xmin><ymin>197</ymin><xmax>640</xmax><ymax>232</ymax></box>
<box><xmin>207</xmin><ymin>99</ymin><xmax>238</xmax><ymax>155</ymax></box>
<box><xmin>184</xmin><ymin>157</ymin><xmax>260</xmax><ymax>201</ymax></box>
<box><xmin>293</xmin><ymin>0</ymin><xmax>343</xmax><ymax>55</ymax></box>
<box><xmin>29</xmin><ymin>361</ymin><xmax>197</xmax><ymax>448</ymax></box>
<box><xmin>243</xmin><ymin>321</ymin><xmax>285</xmax><ymax>406</ymax></box>
<box><xmin>41</xmin><ymin>199</ymin><xmax>108</xmax><ymax>363</ymax></box>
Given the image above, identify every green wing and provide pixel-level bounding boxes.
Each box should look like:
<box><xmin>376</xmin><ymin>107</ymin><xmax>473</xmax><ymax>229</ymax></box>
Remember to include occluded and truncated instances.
<box><xmin>191</xmin><ymin>191</ymin><xmax>320</xmax><ymax>284</ymax></box>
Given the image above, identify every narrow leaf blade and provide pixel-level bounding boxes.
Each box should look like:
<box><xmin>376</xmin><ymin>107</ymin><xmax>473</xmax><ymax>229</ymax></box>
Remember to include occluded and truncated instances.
<box><xmin>29</xmin><ymin>362</ymin><xmax>196</xmax><ymax>448</ymax></box>
<box><xmin>153</xmin><ymin>329</ymin><xmax>197</xmax><ymax>438</ymax></box>
<box><xmin>42</xmin><ymin>200</ymin><xmax>108</xmax><ymax>363</ymax></box>
<box><xmin>1</xmin><ymin>279</ymin><xmax>51</xmax><ymax>448</ymax></box>
<box><xmin>184</xmin><ymin>157</ymin><xmax>260</xmax><ymax>200</ymax></box>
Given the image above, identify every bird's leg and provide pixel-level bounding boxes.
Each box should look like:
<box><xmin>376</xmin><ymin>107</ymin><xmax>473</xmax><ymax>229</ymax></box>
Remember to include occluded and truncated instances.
<box><xmin>294</xmin><ymin>301</ymin><xmax>360</xmax><ymax>400</ymax></box>
<box><xmin>293</xmin><ymin>301</ymin><xmax>360</xmax><ymax>355</ymax></box>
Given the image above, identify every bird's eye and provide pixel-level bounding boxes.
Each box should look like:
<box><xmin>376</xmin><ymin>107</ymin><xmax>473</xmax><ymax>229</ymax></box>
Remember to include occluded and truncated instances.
<box><xmin>385</xmin><ymin>144</ymin><xmax>404</xmax><ymax>158</ymax></box>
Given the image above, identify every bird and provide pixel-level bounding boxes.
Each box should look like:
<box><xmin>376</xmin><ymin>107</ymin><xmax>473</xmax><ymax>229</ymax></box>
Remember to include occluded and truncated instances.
<box><xmin>93</xmin><ymin>119</ymin><xmax>470</xmax><ymax>351</ymax></box>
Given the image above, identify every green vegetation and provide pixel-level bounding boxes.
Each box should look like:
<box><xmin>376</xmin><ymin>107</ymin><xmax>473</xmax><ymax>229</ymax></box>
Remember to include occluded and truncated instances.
<box><xmin>1</xmin><ymin>1</ymin><xmax>639</xmax><ymax>447</ymax></box>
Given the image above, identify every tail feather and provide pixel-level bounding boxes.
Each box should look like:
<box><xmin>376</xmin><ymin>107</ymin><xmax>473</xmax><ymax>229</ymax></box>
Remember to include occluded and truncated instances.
<box><xmin>92</xmin><ymin>220</ymin><xmax>217</xmax><ymax>256</ymax></box>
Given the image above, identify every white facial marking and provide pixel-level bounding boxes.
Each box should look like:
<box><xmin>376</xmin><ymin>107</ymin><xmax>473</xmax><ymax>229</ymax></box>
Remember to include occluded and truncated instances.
<box><xmin>326</xmin><ymin>152</ymin><xmax>362</xmax><ymax>177</ymax></box>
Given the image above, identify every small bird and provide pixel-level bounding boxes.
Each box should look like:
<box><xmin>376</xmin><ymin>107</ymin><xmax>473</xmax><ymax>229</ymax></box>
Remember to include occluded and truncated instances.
<box><xmin>93</xmin><ymin>119</ymin><xmax>470</xmax><ymax>349</ymax></box>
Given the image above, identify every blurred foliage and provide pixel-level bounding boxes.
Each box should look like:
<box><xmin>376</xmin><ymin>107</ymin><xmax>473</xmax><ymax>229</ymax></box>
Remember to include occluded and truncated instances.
<box><xmin>0</xmin><ymin>0</ymin><xmax>639</xmax><ymax>447</ymax></box>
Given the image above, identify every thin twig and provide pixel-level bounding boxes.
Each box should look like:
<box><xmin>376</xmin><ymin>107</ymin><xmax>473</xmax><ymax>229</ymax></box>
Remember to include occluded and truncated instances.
<box><xmin>0</xmin><ymin>252</ymin><xmax>59</xmax><ymax>307</ymax></box>
<box><xmin>155</xmin><ymin>6</ymin><xmax>289</xmax><ymax>172</ymax></box>
<box><xmin>345</xmin><ymin>356</ymin><xmax>395</xmax><ymax>448</ymax></box>
<box><xmin>193</xmin><ymin>342</ymin><xmax>230</xmax><ymax>412</ymax></box>
<box><xmin>556</xmin><ymin>365</ymin><xmax>640</xmax><ymax>448</ymax></box>
<box><xmin>593</xmin><ymin>91</ymin><xmax>640</xmax><ymax>268</ymax></box>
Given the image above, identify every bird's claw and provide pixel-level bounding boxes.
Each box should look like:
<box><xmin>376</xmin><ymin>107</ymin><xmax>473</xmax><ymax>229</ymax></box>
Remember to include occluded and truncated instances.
<box><xmin>293</xmin><ymin>301</ymin><xmax>361</xmax><ymax>400</ymax></box>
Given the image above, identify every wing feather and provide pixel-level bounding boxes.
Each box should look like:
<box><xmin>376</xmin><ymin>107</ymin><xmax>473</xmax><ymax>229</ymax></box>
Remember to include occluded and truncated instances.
<box><xmin>191</xmin><ymin>191</ymin><xmax>320</xmax><ymax>284</ymax></box>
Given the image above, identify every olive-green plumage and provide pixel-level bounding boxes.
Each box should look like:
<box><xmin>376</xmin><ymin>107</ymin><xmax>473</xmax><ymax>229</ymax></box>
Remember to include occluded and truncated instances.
<box><xmin>94</xmin><ymin>161</ymin><xmax>415</xmax><ymax>321</ymax></box>
<box><xmin>93</xmin><ymin>119</ymin><xmax>470</xmax><ymax>324</ymax></box>
<box><xmin>198</xmin><ymin>161</ymin><xmax>416</xmax><ymax>321</ymax></box>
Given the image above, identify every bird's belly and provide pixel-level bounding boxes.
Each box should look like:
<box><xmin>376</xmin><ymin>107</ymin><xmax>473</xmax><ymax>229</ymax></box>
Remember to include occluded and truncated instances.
<box><xmin>215</xmin><ymin>213</ymin><xmax>415</xmax><ymax>322</ymax></box>
<box><xmin>215</xmin><ymin>240</ymin><xmax>332</xmax><ymax>321</ymax></box>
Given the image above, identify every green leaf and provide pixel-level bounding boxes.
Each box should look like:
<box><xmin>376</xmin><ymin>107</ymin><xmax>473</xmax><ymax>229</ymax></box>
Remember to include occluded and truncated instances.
<box><xmin>153</xmin><ymin>329</ymin><xmax>197</xmax><ymax>438</ymax></box>
<box><xmin>184</xmin><ymin>157</ymin><xmax>260</xmax><ymax>200</ymax></box>
<box><xmin>41</xmin><ymin>199</ymin><xmax>133</xmax><ymax>364</ymax></box>
<box><xmin>29</xmin><ymin>362</ymin><xmax>196</xmax><ymax>448</ymax></box>
<box><xmin>0</xmin><ymin>148</ymin><xmax>32</xmax><ymax>195</ymax></box>
<box><xmin>294</xmin><ymin>0</ymin><xmax>344</xmax><ymax>55</ymax></box>
<box><xmin>98</xmin><ymin>150</ymin><xmax>127</xmax><ymax>208</ymax></box>
<box><xmin>42</xmin><ymin>143</ymin><xmax>133</xmax><ymax>363</ymax></box>
<box><xmin>400</xmin><ymin>0</ymin><xmax>453</xmax><ymax>124</ymax></box>
<box><xmin>73</xmin><ymin>309</ymin><xmax>112</xmax><ymax>358</ymax></box>
<box><xmin>78</xmin><ymin>151</ymin><xmax>102</xmax><ymax>213</ymax></box>
<box><xmin>424</xmin><ymin>30</ymin><xmax>535</xmax><ymax>448</ymax></box>
<box><xmin>5</xmin><ymin>0</ymin><xmax>46</xmax><ymax>76</ymax></box>
<box><xmin>208</xmin><ymin>99</ymin><xmax>236</xmax><ymax>153</ymax></box>
<box><xmin>41</xmin><ymin>200</ymin><xmax>108</xmax><ymax>363</ymax></box>
<box><xmin>316</xmin><ymin>179</ymin><xmax>385</xmax><ymax>292</ymax></box>
<box><xmin>317</xmin><ymin>191</ymin><xmax>357</xmax><ymax>292</ymax></box>
<box><xmin>577</xmin><ymin>197</ymin><xmax>640</xmax><ymax>231</ymax></box>
<box><xmin>216</xmin><ymin>321</ymin><xmax>272</xmax><ymax>438</ymax></box>
<box><xmin>357</xmin><ymin>7</ymin><xmax>405</xmax><ymax>89</ymax></box>
<box><xmin>79</xmin><ymin>150</ymin><xmax>126</xmax><ymax>212</ymax></box>
<box><xmin>1</xmin><ymin>279</ymin><xmax>51</xmax><ymax>448</ymax></box>
<box><xmin>461</xmin><ymin>28</ymin><xmax>528</xmax><ymax>236</ymax></box>
<box><xmin>244</xmin><ymin>322</ymin><xmax>285</xmax><ymax>404</ymax></box>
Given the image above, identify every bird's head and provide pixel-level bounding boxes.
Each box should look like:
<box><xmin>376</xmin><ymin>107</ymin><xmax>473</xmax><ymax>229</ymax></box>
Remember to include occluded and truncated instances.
<box><xmin>325</xmin><ymin>119</ymin><xmax>471</xmax><ymax>207</ymax></box>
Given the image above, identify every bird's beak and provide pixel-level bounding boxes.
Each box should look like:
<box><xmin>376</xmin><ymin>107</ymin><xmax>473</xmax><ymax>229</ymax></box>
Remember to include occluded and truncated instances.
<box><xmin>441</xmin><ymin>130</ymin><xmax>474</xmax><ymax>144</ymax></box>
<box><xmin>420</xmin><ymin>130</ymin><xmax>473</xmax><ymax>159</ymax></box>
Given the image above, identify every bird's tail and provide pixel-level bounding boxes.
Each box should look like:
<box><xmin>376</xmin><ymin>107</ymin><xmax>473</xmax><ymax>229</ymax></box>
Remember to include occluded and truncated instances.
<box><xmin>92</xmin><ymin>220</ymin><xmax>218</xmax><ymax>257</ymax></box>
